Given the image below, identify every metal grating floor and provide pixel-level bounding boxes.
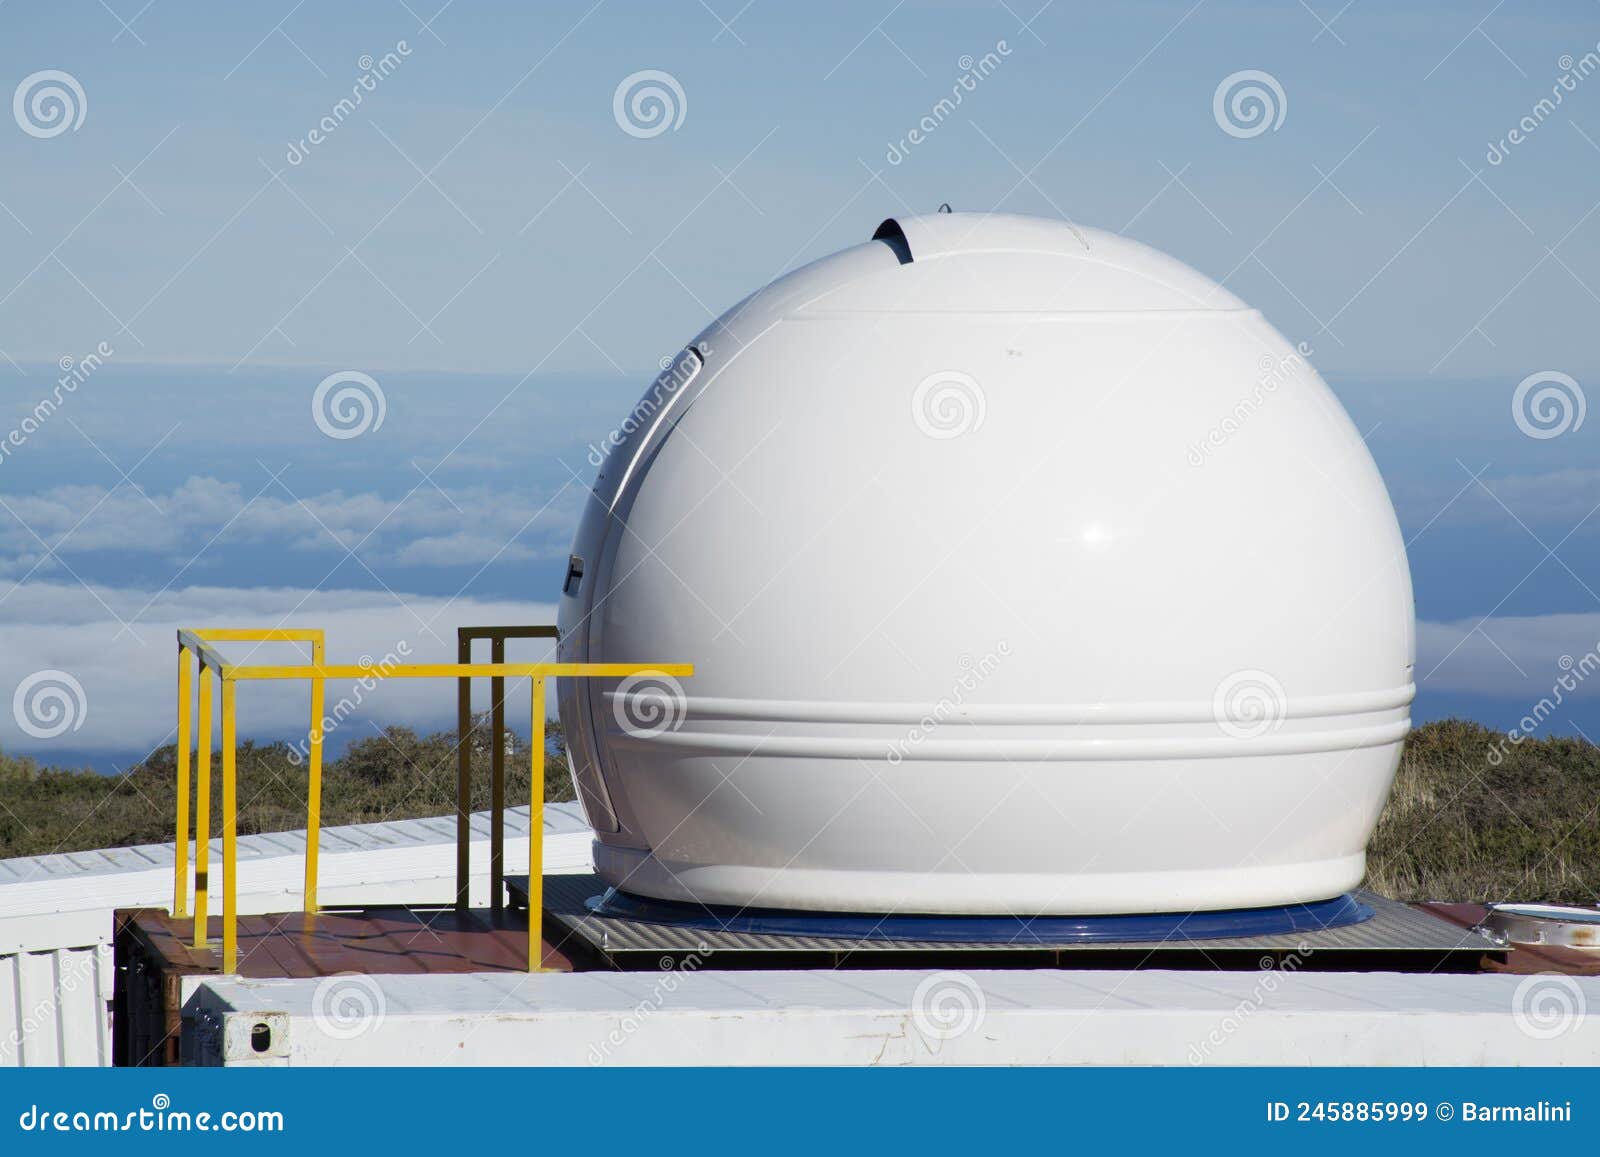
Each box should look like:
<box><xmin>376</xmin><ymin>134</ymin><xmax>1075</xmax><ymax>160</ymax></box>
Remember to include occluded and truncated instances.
<box><xmin>512</xmin><ymin>874</ymin><xmax>1504</xmax><ymax>970</ymax></box>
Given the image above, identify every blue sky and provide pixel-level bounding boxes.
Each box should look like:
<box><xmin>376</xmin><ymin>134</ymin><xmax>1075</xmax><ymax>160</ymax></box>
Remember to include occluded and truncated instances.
<box><xmin>3</xmin><ymin>0</ymin><xmax>1600</xmax><ymax>767</ymax></box>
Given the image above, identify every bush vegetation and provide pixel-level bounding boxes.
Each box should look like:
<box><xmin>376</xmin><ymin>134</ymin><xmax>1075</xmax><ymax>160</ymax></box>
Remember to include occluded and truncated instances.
<box><xmin>1366</xmin><ymin>718</ymin><xmax>1600</xmax><ymax>904</ymax></box>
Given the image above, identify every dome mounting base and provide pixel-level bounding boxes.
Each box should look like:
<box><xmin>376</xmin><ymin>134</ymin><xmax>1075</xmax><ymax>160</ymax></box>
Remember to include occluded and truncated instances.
<box><xmin>583</xmin><ymin>887</ymin><xmax>1374</xmax><ymax>945</ymax></box>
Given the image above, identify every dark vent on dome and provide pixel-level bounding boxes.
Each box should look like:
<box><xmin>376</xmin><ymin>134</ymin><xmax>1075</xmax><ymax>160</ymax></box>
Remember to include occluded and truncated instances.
<box><xmin>872</xmin><ymin>218</ymin><xmax>913</xmax><ymax>265</ymax></box>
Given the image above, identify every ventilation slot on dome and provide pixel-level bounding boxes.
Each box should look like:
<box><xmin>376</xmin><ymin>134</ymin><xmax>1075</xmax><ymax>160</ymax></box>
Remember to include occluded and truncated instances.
<box><xmin>872</xmin><ymin>218</ymin><xmax>913</xmax><ymax>265</ymax></box>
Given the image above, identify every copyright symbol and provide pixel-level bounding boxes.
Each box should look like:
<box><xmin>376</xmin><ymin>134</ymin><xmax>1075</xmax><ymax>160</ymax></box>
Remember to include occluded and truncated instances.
<box><xmin>1435</xmin><ymin>1102</ymin><xmax>1454</xmax><ymax>1121</ymax></box>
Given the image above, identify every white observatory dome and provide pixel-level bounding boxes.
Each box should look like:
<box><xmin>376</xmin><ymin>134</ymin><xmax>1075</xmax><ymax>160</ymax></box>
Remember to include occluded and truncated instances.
<box><xmin>557</xmin><ymin>211</ymin><xmax>1415</xmax><ymax>916</ymax></box>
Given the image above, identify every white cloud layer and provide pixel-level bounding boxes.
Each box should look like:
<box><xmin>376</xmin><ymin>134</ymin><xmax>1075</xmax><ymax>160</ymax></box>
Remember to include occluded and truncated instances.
<box><xmin>1394</xmin><ymin>467</ymin><xmax>1600</xmax><ymax>532</ymax></box>
<box><xmin>0</xmin><ymin>582</ymin><xmax>558</xmax><ymax>758</ymax></box>
<box><xmin>1417</xmin><ymin>613</ymin><xmax>1600</xmax><ymax>702</ymax></box>
<box><xmin>0</xmin><ymin>475</ymin><xmax>582</xmax><ymax>577</ymax></box>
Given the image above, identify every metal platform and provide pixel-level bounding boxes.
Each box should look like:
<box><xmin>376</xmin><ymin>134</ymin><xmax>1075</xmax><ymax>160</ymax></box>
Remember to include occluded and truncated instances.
<box><xmin>510</xmin><ymin>874</ymin><xmax>1506</xmax><ymax>972</ymax></box>
<box><xmin>113</xmin><ymin>906</ymin><xmax>572</xmax><ymax>1066</ymax></box>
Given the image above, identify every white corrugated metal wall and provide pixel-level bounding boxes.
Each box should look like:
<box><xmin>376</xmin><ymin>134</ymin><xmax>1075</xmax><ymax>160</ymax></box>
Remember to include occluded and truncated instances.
<box><xmin>0</xmin><ymin>945</ymin><xmax>113</xmax><ymax>1066</ymax></box>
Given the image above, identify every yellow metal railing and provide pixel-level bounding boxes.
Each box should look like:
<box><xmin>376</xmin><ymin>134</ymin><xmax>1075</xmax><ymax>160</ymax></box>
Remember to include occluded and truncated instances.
<box><xmin>173</xmin><ymin>629</ymin><xmax>324</xmax><ymax>946</ymax></box>
<box><xmin>172</xmin><ymin>626</ymin><xmax>691</xmax><ymax>973</ymax></box>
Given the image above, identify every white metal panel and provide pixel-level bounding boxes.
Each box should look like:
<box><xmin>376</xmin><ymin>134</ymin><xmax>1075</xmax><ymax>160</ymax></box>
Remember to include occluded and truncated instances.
<box><xmin>0</xmin><ymin>803</ymin><xmax>589</xmax><ymax>901</ymax></box>
<box><xmin>186</xmin><ymin>967</ymin><xmax>1600</xmax><ymax>1067</ymax></box>
<box><xmin>0</xmin><ymin>944</ymin><xmax>112</xmax><ymax>1067</ymax></box>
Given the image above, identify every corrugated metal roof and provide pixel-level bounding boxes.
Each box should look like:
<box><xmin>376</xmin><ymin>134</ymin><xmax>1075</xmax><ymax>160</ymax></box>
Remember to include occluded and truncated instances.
<box><xmin>0</xmin><ymin>802</ymin><xmax>589</xmax><ymax>886</ymax></box>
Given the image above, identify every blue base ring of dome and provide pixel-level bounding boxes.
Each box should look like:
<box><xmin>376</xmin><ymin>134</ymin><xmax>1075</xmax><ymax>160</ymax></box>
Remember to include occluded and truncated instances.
<box><xmin>583</xmin><ymin>889</ymin><xmax>1373</xmax><ymax>944</ymax></box>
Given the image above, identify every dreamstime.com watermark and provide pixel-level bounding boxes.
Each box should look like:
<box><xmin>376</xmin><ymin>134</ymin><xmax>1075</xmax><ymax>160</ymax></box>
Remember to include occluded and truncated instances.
<box><xmin>13</xmin><ymin>69</ymin><xmax>86</xmax><ymax>138</ymax></box>
<box><xmin>1485</xmin><ymin>642</ymin><xmax>1600</xmax><ymax>767</ymax></box>
<box><xmin>1213</xmin><ymin>69</ymin><xmax>1286</xmax><ymax>139</ymax></box>
<box><xmin>613</xmin><ymin>69</ymin><xmax>686</xmax><ymax>138</ymax></box>
<box><xmin>1511</xmin><ymin>370</ymin><xmax>1585</xmax><ymax>440</ymax></box>
<box><xmin>12</xmin><ymin>668</ymin><xmax>87</xmax><ymax>740</ymax></box>
<box><xmin>312</xmin><ymin>369</ymin><xmax>387</xmax><ymax>439</ymax></box>
<box><xmin>17</xmin><ymin>1095</ymin><xmax>282</xmax><ymax>1134</ymax></box>
<box><xmin>287</xmin><ymin>641</ymin><xmax>413</xmax><ymax>766</ymax></box>
<box><xmin>885</xmin><ymin>40</ymin><xmax>1012</xmax><ymax>165</ymax></box>
<box><xmin>587</xmin><ymin>946</ymin><xmax>712</xmax><ymax>1063</ymax></box>
<box><xmin>1188</xmin><ymin>945</ymin><xmax>1314</xmax><ymax>1063</ymax></box>
<box><xmin>911</xmin><ymin>971</ymin><xmax>988</xmax><ymax>1042</ymax></box>
<box><xmin>286</xmin><ymin>41</ymin><xmax>412</xmax><ymax>165</ymax></box>
<box><xmin>1212</xmin><ymin>668</ymin><xmax>1288</xmax><ymax>740</ymax></box>
<box><xmin>612</xmin><ymin>671</ymin><xmax>688</xmax><ymax>738</ymax></box>
<box><xmin>0</xmin><ymin>341</ymin><xmax>113</xmax><ymax>467</ymax></box>
<box><xmin>1187</xmin><ymin>341</ymin><xmax>1312</xmax><ymax>466</ymax></box>
<box><xmin>1486</xmin><ymin>45</ymin><xmax>1600</xmax><ymax>166</ymax></box>
<box><xmin>311</xmin><ymin>973</ymin><xmax>388</xmax><ymax>1041</ymax></box>
<box><xmin>1512</xmin><ymin>973</ymin><xmax>1588</xmax><ymax>1040</ymax></box>
<box><xmin>911</xmin><ymin>370</ymin><xmax>987</xmax><ymax>439</ymax></box>
<box><xmin>587</xmin><ymin>344</ymin><xmax>709</xmax><ymax>466</ymax></box>
<box><xmin>887</xmin><ymin>642</ymin><xmax>1011</xmax><ymax>764</ymax></box>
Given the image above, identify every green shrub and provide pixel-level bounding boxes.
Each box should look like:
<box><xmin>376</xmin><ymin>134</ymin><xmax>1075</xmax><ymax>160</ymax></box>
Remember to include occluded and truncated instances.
<box><xmin>1366</xmin><ymin>718</ymin><xmax>1600</xmax><ymax>904</ymax></box>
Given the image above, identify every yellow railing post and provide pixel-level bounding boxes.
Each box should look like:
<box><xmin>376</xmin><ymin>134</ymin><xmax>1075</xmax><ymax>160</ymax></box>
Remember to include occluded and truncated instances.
<box><xmin>173</xmin><ymin>644</ymin><xmax>192</xmax><ymax>917</ymax></box>
<box><xmin>190</xmin><ymin>628</ymin><xmax>323</xmax><ymax>919</ymax></box>
<box><xmin>305</xmin><ymin>635</ymin><xmax>324</xmax><ymax>914</ymax></box>
<box><xmin>192</xmin><ymin>671</ymin><xmax>212</xmax><ymax>948</ymax></box>
<box><xmin>490</xmin><ymin>635</ymin><xmax>506</xmax><ymax>911</ymax></box>
<box><xmin>528</xmin><ymin>675</ymin><xmax>546</xmax><ymax>972</ymax></box>
<box><xmin>221</xmin><ymin>677</ymin><xmax>238</xmax><ymax>973</ymax></box>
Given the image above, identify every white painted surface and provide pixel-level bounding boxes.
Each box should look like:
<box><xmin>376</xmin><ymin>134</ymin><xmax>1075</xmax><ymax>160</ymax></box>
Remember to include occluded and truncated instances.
<box><xmin>558</xmin><ymin>209</ymin><xmax>1417</xmax><ymax>914</ymax></box>
<box><xmin>0</xmin><ymin>801</ymin><xmax>592</xmax><ymax>1067</ymax></box>
<box><xmin>0</xmin><ymin>945</ymin><xmax>114</xmax><ymax>1067</ymax></box>
<box><xmin>186</xmin><ymin>967</ymin><xmax>1600</xmax><ymax>1067</ymax></box>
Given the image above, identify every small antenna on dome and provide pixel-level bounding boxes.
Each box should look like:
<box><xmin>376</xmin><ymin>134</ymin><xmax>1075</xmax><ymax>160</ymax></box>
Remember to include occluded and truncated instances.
<box><xmin>937</xmin><ymin>202</ymin><xmax>952</xmax><ymax>213</ymax></box>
